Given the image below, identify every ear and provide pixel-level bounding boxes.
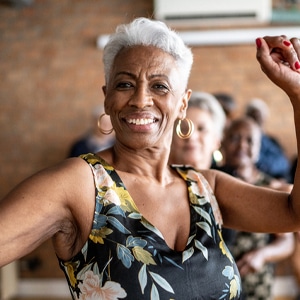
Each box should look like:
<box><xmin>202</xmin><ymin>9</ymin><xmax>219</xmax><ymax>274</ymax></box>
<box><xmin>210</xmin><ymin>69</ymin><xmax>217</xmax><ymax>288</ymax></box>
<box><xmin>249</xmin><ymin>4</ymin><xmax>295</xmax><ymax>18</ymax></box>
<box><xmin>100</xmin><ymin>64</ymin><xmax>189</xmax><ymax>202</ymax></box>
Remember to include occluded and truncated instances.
<box><xmin>102</xmin><ymin>86</ymin><xmax>110</xmax><ymax>115</ymax></box>
<box><xmin>102</xmin><ymin>85</ymin><xmax>107</xmax><ymax>96</ymax></box>
<box><xmin>179</xmin><ymin>89</ymin><xmax>192</xmax><ymax>118</ymax></box>
<box><xmin>213</xmin><ymin>139</ymin><xmax>221</xmax><ymax>152</ymax></box>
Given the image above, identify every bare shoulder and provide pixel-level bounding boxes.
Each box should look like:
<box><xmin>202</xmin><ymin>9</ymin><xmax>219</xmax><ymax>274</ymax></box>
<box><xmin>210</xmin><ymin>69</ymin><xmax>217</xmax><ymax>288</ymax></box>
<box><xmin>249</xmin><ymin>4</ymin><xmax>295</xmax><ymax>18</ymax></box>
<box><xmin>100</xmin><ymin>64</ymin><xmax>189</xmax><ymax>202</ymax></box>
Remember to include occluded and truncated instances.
<box><xmin>47</xmin><ymin>157</ymin><xmax>96</xmax><ymax>259</ymax></box>
<box><xmin>0</xmin><ymin>157</ymin><xmax>96</xmax><ymax>265</ymax></box>
<box><xmin>19</xmin><ymin>157</ymin><xmax>95</xmax><ymax>208</ymax></box>
<box><xmin>196</xmin><ymin>168</ymin><xmax>228</xmax><ymax>191</ymax></box>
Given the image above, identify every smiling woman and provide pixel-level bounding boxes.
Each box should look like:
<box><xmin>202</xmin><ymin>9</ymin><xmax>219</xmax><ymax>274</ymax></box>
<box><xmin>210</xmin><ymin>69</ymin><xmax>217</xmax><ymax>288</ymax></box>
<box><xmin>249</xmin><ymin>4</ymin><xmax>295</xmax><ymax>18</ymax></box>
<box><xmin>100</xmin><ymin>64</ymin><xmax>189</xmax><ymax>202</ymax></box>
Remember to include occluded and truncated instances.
<box><xmin>2</xmin><ymin>16</ymin><xmax>300</xmax><ymax>300</ymax></box>
<box><xmin>103</xmin><ymin>45</ymin><xmax>188</xmax><ymax>148</ymax></box>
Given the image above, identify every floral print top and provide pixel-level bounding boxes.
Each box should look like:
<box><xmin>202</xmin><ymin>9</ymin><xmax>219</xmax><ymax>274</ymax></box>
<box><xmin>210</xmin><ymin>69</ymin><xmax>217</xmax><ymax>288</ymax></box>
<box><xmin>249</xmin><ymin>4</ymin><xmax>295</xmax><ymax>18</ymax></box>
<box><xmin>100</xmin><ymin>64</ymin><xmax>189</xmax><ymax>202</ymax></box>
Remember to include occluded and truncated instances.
<box><xmin>59</xmin><ymin>153</ymin><xmax>241</xmax><ymax>300</ymax></box>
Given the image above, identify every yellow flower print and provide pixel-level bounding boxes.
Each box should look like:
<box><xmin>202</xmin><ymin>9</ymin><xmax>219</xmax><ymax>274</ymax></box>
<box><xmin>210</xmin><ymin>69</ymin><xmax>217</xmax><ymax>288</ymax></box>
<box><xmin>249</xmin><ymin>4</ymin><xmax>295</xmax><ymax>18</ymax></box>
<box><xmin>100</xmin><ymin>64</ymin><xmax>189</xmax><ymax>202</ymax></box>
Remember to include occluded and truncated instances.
<box><xmin>102</xmin><ymin>163</ymin><xmax>114</xmax><ymax>171</ymax></box>
<box><xmin>80</xmin><ymin>153</ymin><xmax>100</xmax><ymax>165</ymax></box>
<box><xmin>81</xmin><ymin>153</ymin><xmax>114</xmax><ymax>170</ymax></box>
<box><xmin>222</xmin><ymin>266</ymin><xmax>241</xmax><ymax>299</ymax></box>
<box><xmin>176</xmin><ymin>168</ymin><xmax>188</xmax><ymax>180</ymax></box>
<box><xmin>90</xmin><ymin>227</ymin><xmax>113</xmax><ymax>244</ymax></box>
<box><xmin>109</xmin><ymin>182</ymin><xmax>139</xmax><ymax>213</ymax></box>
<box><xmin>65</xmin><ymin>262</ymin><xmax>77</xmax><ymax>287</ymax></box>
<box><xmin>188</xmin><ymin>184</ymin><xmax>202</xmax><ymax>205</ymax></box>
<box><xmin>230</xmin><ymin>277</ymin><xmax>240</xmax><ymax>299</ymax></box>
<box><xmin>218</xmin><ymin>230</ymin><xmax>234</xmax><ymax>263</ymax></box>
<box><xmin>132</xmin><ymin>246</ymin><xmax>156</xmax><ymax>265</ymax></box>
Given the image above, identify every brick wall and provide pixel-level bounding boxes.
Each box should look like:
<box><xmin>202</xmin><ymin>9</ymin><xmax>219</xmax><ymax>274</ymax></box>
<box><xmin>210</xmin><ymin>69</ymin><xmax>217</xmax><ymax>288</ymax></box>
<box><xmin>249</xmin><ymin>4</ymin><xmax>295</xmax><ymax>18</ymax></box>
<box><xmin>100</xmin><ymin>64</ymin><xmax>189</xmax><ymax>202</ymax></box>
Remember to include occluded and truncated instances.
<box><xmin>0</xmin><ymin>0</ymin><xmax>297</xmax><ymax>278</ymax></box>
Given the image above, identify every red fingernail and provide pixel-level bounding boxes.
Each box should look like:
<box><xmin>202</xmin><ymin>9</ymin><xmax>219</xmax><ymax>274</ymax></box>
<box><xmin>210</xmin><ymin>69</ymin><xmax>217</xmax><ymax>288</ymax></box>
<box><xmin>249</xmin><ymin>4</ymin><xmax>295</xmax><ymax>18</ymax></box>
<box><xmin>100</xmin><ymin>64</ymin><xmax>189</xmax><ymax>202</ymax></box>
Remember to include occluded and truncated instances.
<box><xmin>283</xmin><ymin>40</ymin><xmax>291</xmax><ymax>47</ymax></box>
<box><xmin>295</xmin><ymin>61</ymin><xmax>300</xmax><ymax>70</ymax></box>
<box><xmin>256</xmin><ymin>38</ymin><xmax>262</xmax><ymax>48</ymax></box>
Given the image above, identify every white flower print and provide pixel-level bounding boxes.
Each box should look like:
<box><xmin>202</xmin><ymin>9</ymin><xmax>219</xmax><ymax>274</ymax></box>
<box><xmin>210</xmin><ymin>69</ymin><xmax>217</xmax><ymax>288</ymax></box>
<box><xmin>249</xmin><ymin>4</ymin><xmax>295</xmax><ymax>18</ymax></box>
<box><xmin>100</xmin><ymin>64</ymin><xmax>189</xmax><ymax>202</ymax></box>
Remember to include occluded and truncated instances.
<box><xmin>78</xmin><ymin>271</ymin><xmax>127</xmax><ymax>300</ymax></box>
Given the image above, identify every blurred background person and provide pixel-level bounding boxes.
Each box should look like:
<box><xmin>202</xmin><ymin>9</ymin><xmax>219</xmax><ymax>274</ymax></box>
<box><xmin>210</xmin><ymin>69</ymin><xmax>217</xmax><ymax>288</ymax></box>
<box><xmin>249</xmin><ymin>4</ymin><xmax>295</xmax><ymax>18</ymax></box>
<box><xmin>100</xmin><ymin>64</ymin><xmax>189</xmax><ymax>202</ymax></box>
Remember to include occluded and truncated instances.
<box><xmin>68</xmin><ymin>104</ymin><xmax>115</xmax><ymax>157</ymax></box>
<box><xmin>245</xmin><ymin>98</ymin><xmax>290</xmax><ymax>181</ymax></box>
<box><xmin>213</xmin><ymin>92</ymin><xmax>238</xmax><ymax>129</ymax></box>
<box><xmin>169</xmin><ymin>91</ymin><xmax>226</xmax><ymax>169</ymax></box>
<box><xmin>216</xmin><ymin>116</ymin><xmax>294</xmax><ymax>300</ymax></box>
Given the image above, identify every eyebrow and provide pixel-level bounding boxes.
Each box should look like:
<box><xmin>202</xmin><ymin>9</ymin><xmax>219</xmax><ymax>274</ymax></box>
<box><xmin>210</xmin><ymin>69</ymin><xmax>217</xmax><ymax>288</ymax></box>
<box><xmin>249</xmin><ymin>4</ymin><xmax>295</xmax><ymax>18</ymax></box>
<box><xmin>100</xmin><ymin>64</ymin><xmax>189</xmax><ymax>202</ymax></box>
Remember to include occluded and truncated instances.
<box><xmin>115</xmin><ymin>71</ymin><xmax>135</xmax><ymax>78</ymax></box>
<box><xmin>149</xmin><ymin>74</ymin><xmax>169</xmax><ymax>80</ymax></box>
<box><xmin>115</xmin><ymin>71</ymin><xmax>169</xmax><ymax>80</ymax></box>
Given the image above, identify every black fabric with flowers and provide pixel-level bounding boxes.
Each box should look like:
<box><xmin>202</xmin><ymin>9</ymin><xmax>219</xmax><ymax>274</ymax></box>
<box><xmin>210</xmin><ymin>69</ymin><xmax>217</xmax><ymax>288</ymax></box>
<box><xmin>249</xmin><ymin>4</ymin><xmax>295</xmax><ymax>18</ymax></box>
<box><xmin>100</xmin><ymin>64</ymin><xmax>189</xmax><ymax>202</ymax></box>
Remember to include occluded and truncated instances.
<box><xmin>59</xmin><ymin>153</ymin><xmax>241</xmax><ymax>299</ymax></box>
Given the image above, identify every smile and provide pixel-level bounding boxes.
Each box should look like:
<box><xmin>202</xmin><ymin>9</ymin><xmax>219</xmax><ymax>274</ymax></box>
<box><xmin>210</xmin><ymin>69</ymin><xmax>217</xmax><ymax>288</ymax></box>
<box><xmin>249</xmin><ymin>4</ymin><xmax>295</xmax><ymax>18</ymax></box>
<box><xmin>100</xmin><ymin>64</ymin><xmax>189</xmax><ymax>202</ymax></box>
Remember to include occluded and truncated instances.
<box><xmin>127</xmin><ymin>118</ymin><xmax>156</xmax><ymax>125</ymax></box>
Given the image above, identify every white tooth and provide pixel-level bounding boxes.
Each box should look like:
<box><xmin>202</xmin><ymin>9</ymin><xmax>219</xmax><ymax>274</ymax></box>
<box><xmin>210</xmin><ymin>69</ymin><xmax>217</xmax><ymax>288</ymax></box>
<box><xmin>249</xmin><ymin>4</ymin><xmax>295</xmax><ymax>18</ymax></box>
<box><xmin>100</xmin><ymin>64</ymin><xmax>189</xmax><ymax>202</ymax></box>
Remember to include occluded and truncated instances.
<box><xmin>128</xmin><ymin>118</ymin><xmax>154</xmax><ymax>125</ymax></box>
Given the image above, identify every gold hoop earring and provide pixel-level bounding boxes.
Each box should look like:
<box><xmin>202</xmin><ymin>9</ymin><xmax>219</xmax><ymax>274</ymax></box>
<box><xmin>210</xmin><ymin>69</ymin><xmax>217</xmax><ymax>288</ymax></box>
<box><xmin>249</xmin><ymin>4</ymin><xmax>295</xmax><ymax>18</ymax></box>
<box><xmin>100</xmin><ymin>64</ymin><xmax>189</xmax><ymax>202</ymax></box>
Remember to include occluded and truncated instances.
<box><xmin>176</xmin><ymin>118</ymin><xmax>194</xmax><ymax>139</ymax></box>
<box><xmin>97</xmin><ymin>113</ymin><xmax>114</xmax><ymax>135</ymax></box>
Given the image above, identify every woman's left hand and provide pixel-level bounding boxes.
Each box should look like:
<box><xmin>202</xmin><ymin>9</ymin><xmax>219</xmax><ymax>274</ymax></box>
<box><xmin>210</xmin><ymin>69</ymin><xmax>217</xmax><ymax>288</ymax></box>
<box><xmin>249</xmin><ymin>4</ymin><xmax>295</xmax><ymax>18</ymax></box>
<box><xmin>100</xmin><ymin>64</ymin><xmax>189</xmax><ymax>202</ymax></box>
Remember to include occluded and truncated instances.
<box><xmin>236</xmin><ymin>249</ymin><xmax>265</xmax><ymax>276</ymax></box>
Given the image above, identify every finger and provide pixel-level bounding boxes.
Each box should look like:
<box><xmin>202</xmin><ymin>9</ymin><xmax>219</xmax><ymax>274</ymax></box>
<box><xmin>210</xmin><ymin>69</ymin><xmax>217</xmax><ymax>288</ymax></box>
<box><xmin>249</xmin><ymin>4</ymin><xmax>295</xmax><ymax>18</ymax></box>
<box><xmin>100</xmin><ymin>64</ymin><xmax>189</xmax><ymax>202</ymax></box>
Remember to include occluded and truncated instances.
<box><xmin>256</xmin><ymin>37</ymin><xmax>280</xmax><ymax>74</ymax></box>
<box><xmin>291</xmin><ymin>37</ymin><xmax>300</xmax><ymax>63</ymax></box>
<box><xmin>264</xmin><ymin>35</ymin><xmax>300</xmax><ymax>71</ymax></box>
<box><xmin>262</xmin><ymin>35</ymin><xmax>288</xmax><ymax>51</ymax></box>
<box><xmin>239</xmin><ymin>264</ymin><xmax>251</xmax><ymax>276</ymax></box>
<box><xmin>256</xmin><ymin>36</ymin><xmax>300</xmax><ymax>76</ymax></box>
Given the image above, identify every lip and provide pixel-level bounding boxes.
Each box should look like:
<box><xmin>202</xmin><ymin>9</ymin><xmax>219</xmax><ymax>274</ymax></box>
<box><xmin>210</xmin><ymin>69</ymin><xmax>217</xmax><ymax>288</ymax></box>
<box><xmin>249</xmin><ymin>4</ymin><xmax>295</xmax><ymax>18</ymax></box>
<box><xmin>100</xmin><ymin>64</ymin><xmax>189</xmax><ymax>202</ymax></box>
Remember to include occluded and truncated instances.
<box><xmin>122</xmin><ymin>113</ymin><xmax>158</xmax><ymax>131</ymax></box>
<box><xmin>123</xmin><ymin>112</ymin><xmax>158</xmax><ymax>124</ymax></box>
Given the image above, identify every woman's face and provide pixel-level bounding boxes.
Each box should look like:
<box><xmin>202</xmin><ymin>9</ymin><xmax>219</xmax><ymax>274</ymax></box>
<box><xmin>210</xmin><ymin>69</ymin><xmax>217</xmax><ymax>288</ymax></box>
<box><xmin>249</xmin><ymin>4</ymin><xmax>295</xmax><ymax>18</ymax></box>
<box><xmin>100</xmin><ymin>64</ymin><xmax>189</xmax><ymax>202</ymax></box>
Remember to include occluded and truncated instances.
<box><xmin>171</xmin><ymin>107</ymin><xmax>220</xmax><ymax>169</ymax></box>
<box><xmin>103</xmin><ymin>45</ymin><xmax>190</xmax><ymax>150</ymax></box>
<box><xmin>222</xmin><ymin>121</ymin><xmax>261</xmax><ymax>168</ymax></box>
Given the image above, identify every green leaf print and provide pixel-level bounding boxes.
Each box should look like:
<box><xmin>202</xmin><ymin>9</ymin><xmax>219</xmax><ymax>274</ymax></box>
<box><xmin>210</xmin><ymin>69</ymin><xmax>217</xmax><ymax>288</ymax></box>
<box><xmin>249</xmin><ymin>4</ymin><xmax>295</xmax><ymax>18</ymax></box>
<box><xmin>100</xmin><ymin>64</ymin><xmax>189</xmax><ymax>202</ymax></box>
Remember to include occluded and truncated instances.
<box><xmin>196</xmin><ymin>221</ymin><xmax>212</xmax><ymax>237</ymax></box>
<box><xmin>182</xmin><ymin>246</ymin><xmax>194</xmax><ymax>263</ymax></box>
<box><xmin>138</xmin><ymin>264</ymin><xmax>147</xmax><ymax>294</ymax></box>
<box><xmin>195</xmin><ymin>239</ymin><xmax>208</xmax><ymax>260</ymax></box>
<box><xmin>116</xmin><ymin>244</ymin><xmax>134</xmax><ymax>268</ymax></box>
<box><xmin>193</xmin><ymin>206</ymin><xmax>212</xmax><ymax>225</ymax></box>
<box><xmin>107</xmin><ymin>216</ymin><xmax>131</xmax><ymax>234</ymax></box>
<box><xmin>149</xmin><ymin>272</ymin><xmax>175</xmax><ymax>294</ymax></box>
<box><xmin>151</xmin><ymin>283</ymin><xmax>159</xmax><ymax>300</ymax></box>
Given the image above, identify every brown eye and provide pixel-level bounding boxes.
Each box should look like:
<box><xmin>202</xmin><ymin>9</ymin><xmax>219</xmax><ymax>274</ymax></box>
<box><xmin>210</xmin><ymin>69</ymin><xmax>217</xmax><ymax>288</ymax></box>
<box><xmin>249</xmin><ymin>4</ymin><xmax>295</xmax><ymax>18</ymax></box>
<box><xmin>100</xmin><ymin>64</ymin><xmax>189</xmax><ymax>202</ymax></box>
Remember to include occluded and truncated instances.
<box><xmin>197</xmin><ymin>126</ymin><xmax>207</xmax><ymax>133</ymax></box>
<box><xmin>229</xmin><ymin>134</ymin><xmax>240</xmax><ymax>144</ymax></box>
<box><xmin>152</xmin><ymin>83</ymin><xmax>169</xmax><ymax>94</ymax></box>
<box><xmin>116</xmin><ymin>82</ymin><xmax>133</xmax><ymax>89</ymax></box>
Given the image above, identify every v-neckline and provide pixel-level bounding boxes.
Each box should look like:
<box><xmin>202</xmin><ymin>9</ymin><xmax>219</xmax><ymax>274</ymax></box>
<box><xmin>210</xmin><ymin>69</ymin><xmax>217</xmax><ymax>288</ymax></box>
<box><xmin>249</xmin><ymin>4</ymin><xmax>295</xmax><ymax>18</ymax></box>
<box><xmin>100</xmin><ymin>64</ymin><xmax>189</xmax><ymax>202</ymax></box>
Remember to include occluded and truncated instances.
<box><xmin>93</xmin><ymin>154</ymin><xmax>194</xmax><ymax>252</ymax></box>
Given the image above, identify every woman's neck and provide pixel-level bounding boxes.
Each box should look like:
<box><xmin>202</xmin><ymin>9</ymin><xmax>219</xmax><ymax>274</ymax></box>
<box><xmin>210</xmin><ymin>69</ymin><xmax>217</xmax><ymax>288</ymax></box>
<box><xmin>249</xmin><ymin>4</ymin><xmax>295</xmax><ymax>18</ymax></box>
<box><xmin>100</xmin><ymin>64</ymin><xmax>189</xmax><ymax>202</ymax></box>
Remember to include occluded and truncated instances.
<box><xmin>101</xmin><ymin>143</ymin><xmax>174</xmax><ymax>185</ymax></box>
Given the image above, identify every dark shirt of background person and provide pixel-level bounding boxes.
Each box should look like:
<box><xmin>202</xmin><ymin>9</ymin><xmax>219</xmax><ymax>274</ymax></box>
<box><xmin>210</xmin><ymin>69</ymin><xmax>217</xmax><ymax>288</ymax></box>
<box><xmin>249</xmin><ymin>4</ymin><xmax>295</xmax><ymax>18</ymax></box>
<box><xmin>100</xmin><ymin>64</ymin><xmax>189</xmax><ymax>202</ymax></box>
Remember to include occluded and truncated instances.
<box><xmin>69</xmin><ymin>105</ymin><xmax>115</xmax><ymax>157</ymax></box>
<box><xmin>245</xmin><ymin>98</ymin><xmax>290</xmax><ymax>180</ymax></box>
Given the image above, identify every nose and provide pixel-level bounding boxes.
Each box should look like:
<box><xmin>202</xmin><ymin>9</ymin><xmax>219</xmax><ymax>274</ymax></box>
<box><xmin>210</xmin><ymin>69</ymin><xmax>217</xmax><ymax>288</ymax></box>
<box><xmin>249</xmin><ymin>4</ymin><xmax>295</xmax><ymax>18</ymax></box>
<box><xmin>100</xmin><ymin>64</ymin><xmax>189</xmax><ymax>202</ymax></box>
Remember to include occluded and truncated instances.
<box><xmin>188</xmin><ymin>129</ymin><xmax>198</xmax><ymax>141</ymax></box>
<box><xmin>237</xmin><ymin>137</ymin><xmax>249</xmax><ymax>150</ymax></box>
<box><xmin>128</xmin><ymin>85</ymin><xmax>153</xmax><ymax>108</ymax></box>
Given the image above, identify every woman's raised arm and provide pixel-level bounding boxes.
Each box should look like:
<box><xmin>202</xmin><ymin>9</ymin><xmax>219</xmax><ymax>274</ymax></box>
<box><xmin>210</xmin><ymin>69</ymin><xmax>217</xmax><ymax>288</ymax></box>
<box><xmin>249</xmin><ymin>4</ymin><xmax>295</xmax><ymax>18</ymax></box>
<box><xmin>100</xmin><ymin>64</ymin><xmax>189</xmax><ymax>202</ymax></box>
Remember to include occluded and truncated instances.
<box><xmin>0</xmin><ymin>157</ymin><xmax>95</xmax><ymax>267</ymax></box>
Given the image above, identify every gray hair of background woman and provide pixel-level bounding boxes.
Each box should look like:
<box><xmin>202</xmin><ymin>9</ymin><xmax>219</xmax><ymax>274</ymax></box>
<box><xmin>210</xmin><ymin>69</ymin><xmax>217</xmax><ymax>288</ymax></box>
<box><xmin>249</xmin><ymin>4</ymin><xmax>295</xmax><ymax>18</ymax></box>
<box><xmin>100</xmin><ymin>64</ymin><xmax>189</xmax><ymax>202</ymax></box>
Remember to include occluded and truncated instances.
<box><xmin>188</xmin><ymin>91</ymin><xmax>226</xmax><ymax>140</ymax></box>
<box><xmin>103</xmin><ymin>17</ymin><xmax>193</xmax><ymax>88</ymax></box>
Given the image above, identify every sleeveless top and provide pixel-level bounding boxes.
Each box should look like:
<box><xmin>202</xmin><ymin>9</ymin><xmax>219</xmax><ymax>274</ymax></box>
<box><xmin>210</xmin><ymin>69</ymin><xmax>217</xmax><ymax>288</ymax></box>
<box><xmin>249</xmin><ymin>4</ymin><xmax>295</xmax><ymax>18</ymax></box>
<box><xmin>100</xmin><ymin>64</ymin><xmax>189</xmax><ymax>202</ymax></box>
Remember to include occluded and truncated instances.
<box><xmin>59</xmin><ymin>153</ymin><xmax>241</xmax><ymax>299</ymax></box>
<box><xmin>216</xmin><ymin>165</ymin><xmax>277</xmax><ymax>299</ymax></box>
